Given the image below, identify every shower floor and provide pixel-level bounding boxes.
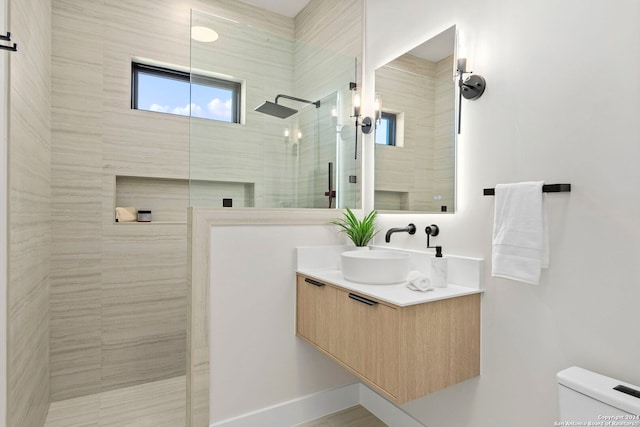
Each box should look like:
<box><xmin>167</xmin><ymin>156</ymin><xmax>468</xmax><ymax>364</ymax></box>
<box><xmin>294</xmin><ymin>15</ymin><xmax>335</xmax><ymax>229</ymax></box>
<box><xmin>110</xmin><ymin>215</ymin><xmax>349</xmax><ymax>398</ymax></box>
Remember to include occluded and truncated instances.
<box><xmin>44</xmin><ymin>376</ymin><xmax>186</xmax><ymax>427</ymax></box>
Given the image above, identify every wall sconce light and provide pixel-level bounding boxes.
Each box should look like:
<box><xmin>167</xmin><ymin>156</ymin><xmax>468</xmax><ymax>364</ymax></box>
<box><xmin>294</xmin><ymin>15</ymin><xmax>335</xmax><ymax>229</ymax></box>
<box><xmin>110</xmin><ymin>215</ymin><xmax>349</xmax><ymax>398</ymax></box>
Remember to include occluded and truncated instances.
<box><xmin>374</xmin><ymin>93</ymin><xmax>382</xmax><ymax>124</ymax></box>
<box><xmin>456</xmin><ymin>58</ymin><xmax>487</xmax><ymax>134</ymax></box>
<box><xmin>284</xmin><ymin>128</ymin><xmax>290</xmax><ymax>143</ymax></box>
<box><xmin>350</xmin><ymin>82</ymin><xmax>374</xmax><ymax>134</ymax></box>
<box><xmin>297</xmin><ymin>130</ymin><xmax>302</xmax><ymax>142</ymax></box>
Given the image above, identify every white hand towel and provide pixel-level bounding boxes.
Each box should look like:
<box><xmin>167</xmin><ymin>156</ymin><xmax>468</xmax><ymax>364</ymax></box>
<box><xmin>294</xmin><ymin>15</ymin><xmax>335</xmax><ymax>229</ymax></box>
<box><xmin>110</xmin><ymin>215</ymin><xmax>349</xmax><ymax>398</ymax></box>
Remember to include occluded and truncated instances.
<box><xmin>406</xmin><ymin>270</ymin><xmax>433</xmax><ymax>292</ymax></box>
<box><xmin>492</xmin><ymin>181</ymin><xmax>549</xmax><ymax>285</ymax></box>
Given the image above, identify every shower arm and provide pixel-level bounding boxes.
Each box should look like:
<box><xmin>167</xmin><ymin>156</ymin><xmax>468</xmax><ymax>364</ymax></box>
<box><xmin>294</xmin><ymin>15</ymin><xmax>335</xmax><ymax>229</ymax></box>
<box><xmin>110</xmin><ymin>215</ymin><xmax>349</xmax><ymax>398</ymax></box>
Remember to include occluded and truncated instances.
<box><xmin>275</xmin><ymin>94</ymin><xmax>320</xmax><ymax>108</ymax></box>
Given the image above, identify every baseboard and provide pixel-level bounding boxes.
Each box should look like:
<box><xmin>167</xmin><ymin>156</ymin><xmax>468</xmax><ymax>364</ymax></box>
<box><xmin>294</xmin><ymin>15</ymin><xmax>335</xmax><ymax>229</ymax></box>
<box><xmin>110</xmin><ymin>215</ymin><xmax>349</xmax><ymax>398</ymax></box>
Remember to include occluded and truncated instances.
<box><xmin>359</xmin><ymin>384</ymin><xmax>425</xmax><ymax>427</ymax></box>
<box><xmin>210</xmin><ymin>383</ymin><xmax>360</xmax><ymax>427</ymax></box>
<box><xmin>209</xmin><ymin>382</ymin><xmax>423</xmax><ymax>427</ymax></box>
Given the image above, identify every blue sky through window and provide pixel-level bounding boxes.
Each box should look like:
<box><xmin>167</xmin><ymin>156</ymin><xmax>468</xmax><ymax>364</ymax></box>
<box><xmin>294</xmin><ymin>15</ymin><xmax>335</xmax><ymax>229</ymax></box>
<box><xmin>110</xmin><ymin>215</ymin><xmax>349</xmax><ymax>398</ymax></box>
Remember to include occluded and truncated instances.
<box><xmin>375</xmin><ymin>116</ymin><xmax>390</xmax><ymax>145</ymax></box>
<box><xmin>137</xmin><ymin>72</ymin><xmax>234</xmax><ymax>122</ymax></box>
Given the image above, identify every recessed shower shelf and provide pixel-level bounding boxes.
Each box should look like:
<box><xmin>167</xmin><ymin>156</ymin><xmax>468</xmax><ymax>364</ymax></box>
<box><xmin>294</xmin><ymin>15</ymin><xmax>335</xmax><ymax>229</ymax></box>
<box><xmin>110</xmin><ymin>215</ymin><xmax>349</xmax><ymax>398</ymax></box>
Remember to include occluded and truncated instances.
<box><xmin>114</xmin><ymin>221</ymin><xmax>187</xmax><ymax>225</ymax></box>
<box><xmin>115</xmin><ymin>175</ymin><xmax>189</xmax><ymax>223</ymax></box>
<box><xmin>114</xmin><ymin>175</ymin><xmax>256</xmax><ymax>224</ymax></box>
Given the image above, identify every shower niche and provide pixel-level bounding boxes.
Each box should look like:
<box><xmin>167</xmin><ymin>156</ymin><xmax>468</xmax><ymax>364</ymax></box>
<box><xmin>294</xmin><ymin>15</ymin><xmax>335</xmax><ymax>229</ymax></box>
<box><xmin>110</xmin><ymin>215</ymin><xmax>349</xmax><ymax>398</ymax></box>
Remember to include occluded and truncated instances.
<box><xmin>189</xmin><ymin>9</ymin><xmax>359</xmax><ymax>209</ymax></box>
<box><xmin>114</xmin><ymin>175</ymin><xmax>255</xmax><ymax>223</ymax></box>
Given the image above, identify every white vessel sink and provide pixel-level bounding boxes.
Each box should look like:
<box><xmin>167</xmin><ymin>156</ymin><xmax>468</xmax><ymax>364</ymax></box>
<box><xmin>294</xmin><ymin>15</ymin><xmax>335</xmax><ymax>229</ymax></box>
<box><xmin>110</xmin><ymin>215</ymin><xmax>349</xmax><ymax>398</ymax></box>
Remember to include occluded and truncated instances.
<box><xmin>341</xmin><ymin>250</ymin><xmax>411</xmax><ymax>285</ymax></box>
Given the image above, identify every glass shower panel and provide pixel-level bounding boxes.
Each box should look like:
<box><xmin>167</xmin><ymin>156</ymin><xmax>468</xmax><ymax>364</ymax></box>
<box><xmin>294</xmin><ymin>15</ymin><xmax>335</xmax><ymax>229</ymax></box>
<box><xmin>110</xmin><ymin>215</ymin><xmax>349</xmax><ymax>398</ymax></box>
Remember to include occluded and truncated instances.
<box><xmin>189</xmin><ymin>9</ymin><xmax>357</xmax><ymax>209</ymax></box>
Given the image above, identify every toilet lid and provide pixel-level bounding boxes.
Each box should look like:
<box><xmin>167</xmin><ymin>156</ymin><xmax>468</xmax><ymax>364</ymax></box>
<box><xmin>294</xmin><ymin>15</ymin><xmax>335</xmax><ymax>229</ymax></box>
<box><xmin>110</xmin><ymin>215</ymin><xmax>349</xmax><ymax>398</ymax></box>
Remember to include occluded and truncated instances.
<box><xmin>557</xmin><ymin>366</ymin><xmax>640</xmax><ymax>416</ymax></box>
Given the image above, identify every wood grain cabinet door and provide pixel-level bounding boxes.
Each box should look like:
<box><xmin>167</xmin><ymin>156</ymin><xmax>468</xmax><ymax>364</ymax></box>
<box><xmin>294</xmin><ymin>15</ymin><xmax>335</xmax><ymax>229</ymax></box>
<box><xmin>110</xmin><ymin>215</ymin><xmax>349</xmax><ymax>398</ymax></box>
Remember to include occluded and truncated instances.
<box><xmin>337</xmin><ymin>290</ymin><xmax>400</xmax><ymax>399</ymax></box>
<box><xmin>296</xmin><ymin>276</ymin><xmax>338</xmax><ymax>352</ymax></box>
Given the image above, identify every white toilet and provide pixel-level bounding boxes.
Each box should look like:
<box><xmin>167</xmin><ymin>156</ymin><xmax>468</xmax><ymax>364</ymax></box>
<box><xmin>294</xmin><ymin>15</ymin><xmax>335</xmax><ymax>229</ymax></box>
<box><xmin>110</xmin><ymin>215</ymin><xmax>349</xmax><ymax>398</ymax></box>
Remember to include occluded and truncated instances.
<box><xmin>558</xmin><ymin>366</ymin><xmax>640</xmax><ymax>426</ymax></box>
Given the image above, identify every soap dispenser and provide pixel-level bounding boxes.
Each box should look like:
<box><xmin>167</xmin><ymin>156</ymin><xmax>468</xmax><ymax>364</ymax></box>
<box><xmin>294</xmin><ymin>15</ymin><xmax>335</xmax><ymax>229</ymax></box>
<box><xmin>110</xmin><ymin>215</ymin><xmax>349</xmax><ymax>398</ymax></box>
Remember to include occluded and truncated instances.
<box><xmin>431</xmin><ymin>246</ymin><xmax>448</xmax><ymax>288</ymax></box>
<box><xmin>425</xmin><ymin>224</ymin><xmax>447</xmax><ymax>288</ymax></box>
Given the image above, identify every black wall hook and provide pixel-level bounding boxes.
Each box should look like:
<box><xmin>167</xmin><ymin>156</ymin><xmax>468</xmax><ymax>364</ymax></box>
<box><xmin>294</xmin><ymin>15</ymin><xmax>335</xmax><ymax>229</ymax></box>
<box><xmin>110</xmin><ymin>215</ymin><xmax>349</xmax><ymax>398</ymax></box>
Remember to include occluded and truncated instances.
<box><xmin>0</xmin><ymin>32</ymin><xmax>17</xmax><ymax>52</ymax></box>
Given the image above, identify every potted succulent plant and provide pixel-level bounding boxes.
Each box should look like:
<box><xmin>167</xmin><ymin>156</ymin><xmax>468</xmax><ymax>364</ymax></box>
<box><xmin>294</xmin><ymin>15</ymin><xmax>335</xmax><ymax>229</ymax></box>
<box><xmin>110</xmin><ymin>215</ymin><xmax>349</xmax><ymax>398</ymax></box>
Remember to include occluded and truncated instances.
<box><xmin>331</xmin><ymin>208</ymin><xmax>379</xmax><ymax>248</ymax></box>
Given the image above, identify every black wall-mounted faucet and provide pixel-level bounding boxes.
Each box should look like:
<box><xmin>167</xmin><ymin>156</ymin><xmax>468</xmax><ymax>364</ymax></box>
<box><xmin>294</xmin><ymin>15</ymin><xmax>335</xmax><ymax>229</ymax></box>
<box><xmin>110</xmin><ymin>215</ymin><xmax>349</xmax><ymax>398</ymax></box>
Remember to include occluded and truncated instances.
<box><xmin>385</xmin><ymin>223</ymin><xmax>416</xmax><ymax>243</ymax></box>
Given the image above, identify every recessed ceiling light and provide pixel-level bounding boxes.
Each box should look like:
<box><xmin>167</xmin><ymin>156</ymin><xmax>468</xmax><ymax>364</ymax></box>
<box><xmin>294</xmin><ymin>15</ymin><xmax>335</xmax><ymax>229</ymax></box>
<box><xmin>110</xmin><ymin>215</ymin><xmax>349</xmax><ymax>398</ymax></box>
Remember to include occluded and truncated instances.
<box><xmin>191</xmin><ymin>26</ymin><xmax>219</xmax><ymax>43</ymax></box>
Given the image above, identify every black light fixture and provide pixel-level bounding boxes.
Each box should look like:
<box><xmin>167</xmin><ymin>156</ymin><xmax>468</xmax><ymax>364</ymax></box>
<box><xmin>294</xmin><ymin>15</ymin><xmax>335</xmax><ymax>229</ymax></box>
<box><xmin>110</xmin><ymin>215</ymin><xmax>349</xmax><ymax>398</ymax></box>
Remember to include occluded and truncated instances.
<box><xmin>456</xmin><ymin>58</ymin><xmax>486</xmax><ymax>134</ymax></box>
<box><xmin>350</xmin><ymin>82</ymin><xmax>375</xmax><ymax>134</ymax></box>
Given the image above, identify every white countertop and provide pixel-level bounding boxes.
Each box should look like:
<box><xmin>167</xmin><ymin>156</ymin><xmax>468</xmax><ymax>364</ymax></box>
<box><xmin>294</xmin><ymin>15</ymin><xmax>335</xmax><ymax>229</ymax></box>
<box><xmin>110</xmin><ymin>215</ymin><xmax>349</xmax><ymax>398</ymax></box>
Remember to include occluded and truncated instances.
<box><xmin>297</xmin><ymin>268</ymin><xmax>484</xmax><ymax>307</ymax></box>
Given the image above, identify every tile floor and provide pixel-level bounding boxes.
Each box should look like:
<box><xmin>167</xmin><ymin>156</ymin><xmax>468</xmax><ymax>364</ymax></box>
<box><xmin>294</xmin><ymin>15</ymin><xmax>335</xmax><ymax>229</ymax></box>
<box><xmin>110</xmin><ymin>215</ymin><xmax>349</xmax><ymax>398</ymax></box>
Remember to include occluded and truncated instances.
<box><xmin>44</xmin><ymin>376</ymin><xmax>387</xmax><ymax>427</ymax></box>
<box><xmin>296</xmin><ymin>405</ymin><xmax>388</xmax><ymax>427</ymax></box>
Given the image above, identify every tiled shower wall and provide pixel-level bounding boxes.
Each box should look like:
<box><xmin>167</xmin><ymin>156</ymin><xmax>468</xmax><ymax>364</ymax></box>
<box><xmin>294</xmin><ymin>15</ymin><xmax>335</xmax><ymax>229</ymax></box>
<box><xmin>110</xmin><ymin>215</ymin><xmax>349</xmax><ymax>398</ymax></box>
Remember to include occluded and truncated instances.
<box><xmin>50</xmin><ymin>0</ymin><xmax>295</xmax><ymax>401</ymax></box>
<box><xmin>294</xmin><ymin>1</ymin><xmax>363</xmax><ymax>209</ymax></box>
<box><xmin>374</xmin><ymin>53</ymin><xmax>454</xmax><ymax>211</ymax></box>
<box><xmin>189</xmin><ymin>0</ymin><xmax>361</xmax><ymax>210</ymax></box>
<box><xmin>8</xmin><ymin>0</ymin><xmax>52</xmax><ymax>425</ymax></box>
<box><xmin>433</xmin><ymin>55</ymin><xmax>456</xmax><ymax>212</ymax></box>
<box><xmin>188</xmin><ymin>10</ymin><xmax>296</xmax><ymax>208</ymax></box>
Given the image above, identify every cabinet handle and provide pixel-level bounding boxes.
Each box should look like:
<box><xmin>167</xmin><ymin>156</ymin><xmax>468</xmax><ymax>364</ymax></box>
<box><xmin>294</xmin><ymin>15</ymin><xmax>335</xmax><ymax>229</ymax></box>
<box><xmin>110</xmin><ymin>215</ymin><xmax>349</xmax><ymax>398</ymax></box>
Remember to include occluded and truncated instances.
<box><xmin>304</xmin><ymin>278</ymin><xmax>325</xmax><ymax>287</ymax></box>
<box><xmin>348</xmin><ymin>293</ymin><xmax>378</xmax><ymax>306</ymax></box>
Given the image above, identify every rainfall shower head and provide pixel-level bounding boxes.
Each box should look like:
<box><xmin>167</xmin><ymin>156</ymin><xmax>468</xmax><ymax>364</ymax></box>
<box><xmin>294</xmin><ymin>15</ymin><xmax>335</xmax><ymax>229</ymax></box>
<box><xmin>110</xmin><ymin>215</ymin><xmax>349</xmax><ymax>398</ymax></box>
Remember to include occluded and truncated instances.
<box><xmin>254</xmin><ymin>101</ymin><xmax>299</xmax><ymax>119</ymax></box>
<box><xmin>254</xmin><ymin>94</ymin><xmax>320</xmax><ymax>119</ymax></box>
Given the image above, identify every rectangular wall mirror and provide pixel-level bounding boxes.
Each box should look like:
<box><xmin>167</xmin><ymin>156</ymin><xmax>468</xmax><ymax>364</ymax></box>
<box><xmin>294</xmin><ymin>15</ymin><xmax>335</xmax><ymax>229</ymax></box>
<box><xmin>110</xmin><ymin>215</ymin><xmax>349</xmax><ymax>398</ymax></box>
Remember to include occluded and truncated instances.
<box><xmin>374</xmin><ymin>25</ymin><xmax>457</xmax><ymax>213</ymax></box>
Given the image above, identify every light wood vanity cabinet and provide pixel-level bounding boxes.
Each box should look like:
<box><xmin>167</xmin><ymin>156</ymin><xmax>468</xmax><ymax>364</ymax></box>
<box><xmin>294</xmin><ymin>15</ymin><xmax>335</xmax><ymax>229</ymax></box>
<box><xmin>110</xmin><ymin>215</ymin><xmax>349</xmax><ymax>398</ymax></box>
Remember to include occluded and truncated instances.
<box><xmin>296</xmin><ymin>273</ymin><xmax>480</xmax><ymax>404</ymax></box>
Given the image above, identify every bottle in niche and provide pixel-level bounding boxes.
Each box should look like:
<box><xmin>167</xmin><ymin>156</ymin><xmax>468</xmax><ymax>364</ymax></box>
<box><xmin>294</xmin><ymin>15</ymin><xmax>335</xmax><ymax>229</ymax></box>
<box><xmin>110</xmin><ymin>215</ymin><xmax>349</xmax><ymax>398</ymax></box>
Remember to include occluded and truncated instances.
<box><xmin>137</xmin><ymin>210</ymin><xmax>152</xmax><ymax>222</ymax></box>
<box><xmin>431</xmin><ymin>246</ymin><xmax>448</xmax><ymax>288</ymax></box>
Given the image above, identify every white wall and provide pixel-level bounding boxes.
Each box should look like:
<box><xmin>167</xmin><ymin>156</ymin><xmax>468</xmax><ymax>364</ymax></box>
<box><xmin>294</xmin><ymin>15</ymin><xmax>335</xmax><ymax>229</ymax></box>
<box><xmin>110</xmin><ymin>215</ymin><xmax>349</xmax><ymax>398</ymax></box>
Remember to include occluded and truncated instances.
<box><xmin>209</xmin><ymin>225</ymin><xmax>356</xmax><ymax>423</ymax></box>
<box><xmin>366</xmin><ymin>0</ymin><xmax>640</xmax><ymax>426</ymax></box>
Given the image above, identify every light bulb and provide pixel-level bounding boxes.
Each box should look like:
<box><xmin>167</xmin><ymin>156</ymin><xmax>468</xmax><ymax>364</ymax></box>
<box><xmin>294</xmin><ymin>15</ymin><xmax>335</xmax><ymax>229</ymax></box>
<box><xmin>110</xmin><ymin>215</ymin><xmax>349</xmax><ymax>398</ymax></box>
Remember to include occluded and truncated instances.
<box><xmin>191</xmin><ymin>26</ymin><xmax>219</xmax><ymax>43</ymax></box>
<box><xmin>353</xmin><ymin>93</ymin><xmax>361</xmax><ymax>117</ymax></box>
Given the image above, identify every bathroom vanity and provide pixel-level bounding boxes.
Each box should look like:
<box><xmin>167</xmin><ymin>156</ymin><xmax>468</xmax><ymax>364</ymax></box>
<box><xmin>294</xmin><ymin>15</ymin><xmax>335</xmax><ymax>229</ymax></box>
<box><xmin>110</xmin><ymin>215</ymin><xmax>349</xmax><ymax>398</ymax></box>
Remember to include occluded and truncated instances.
<box><xmin>295</xmin><ymin>270</ymin><xmax>481</xmax><ymax>404</ymax></box>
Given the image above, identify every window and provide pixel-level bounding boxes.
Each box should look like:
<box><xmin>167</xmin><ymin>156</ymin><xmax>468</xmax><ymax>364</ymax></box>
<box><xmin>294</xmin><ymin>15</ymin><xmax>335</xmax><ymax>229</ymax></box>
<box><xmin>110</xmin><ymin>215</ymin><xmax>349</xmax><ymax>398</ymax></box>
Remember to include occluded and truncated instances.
<box><xmin>131</xmin><ymin>62</ymin><xmax>241</xmax><ymax>123</ymax></box>
<box><xmin>374</xmin><ymin>112</ymin><xmax>397</xmax><ymax>146</ymax></box>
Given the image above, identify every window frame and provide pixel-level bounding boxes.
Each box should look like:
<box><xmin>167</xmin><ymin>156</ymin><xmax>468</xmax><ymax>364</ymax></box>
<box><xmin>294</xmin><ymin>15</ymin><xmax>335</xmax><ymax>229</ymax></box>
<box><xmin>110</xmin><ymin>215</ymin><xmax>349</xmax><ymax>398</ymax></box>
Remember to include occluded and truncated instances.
<box><xmin>131</xmin><ymin>62</ymin><xmax>242</xmax><ymax>123</ymax></box>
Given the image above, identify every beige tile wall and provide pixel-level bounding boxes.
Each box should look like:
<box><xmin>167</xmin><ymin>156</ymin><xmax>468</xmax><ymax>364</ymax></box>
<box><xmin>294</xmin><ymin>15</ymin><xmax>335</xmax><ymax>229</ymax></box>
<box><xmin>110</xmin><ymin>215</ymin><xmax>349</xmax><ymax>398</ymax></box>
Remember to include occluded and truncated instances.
<box><xmin>8</xmin><ymin>0</ymin><xmax>52</xmax><ymax>425</ymax></box>
<box><xmin>50</xmin><ymin>0</ymin><xmax>104</xmax><ymax>401</ymax></box>
<box><xmin>433</xmin><ymin>55</ymin><xmax>455</xmax><ymax>212</ymax></box>
<box><xmin>374</xmin><ymin>53</ymin><xmax>455</xmax><ymax>212</ymax></box>
<box><xmin>50</xmin><ymin>0</ymin><xmax>297</xmax><ymax>401</ymax></box>
<box><xmin>294</xmin><ymin>0</ymin><xmax>362</xmax><ymax>209</ymax></box>
<box><xmin>188</xmin><ymin>9</ymin><xmax>295</xmax><ymax>208</ymax></box>
<box><xmin>189</xmin><ymin>0</ymin><xmax>360</xmax><ymax>211</ymax></box>
<box><xmin>375</xmin><ymin>55</ymin><xmax>436</xmax><ymax>211</ymax></box>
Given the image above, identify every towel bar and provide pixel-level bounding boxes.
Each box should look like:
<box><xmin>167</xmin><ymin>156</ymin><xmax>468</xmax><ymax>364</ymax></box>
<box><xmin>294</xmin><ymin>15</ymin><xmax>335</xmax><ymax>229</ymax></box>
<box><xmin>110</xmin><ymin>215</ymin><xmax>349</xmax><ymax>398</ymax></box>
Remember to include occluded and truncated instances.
<box><xmin>483</xmin><ymin>183</ymin><xmax>571</xmax><ymax>196</ymax></box>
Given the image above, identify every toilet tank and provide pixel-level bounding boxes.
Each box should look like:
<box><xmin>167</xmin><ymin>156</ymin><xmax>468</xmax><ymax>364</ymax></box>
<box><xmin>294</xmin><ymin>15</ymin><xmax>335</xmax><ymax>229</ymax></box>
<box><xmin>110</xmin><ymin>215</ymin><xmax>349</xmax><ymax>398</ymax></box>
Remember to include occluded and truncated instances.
<box><xmin>557</xmin><ymin>366</ymin><xmax>640</xmax><ymax>426</ymax></box>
